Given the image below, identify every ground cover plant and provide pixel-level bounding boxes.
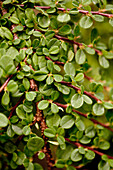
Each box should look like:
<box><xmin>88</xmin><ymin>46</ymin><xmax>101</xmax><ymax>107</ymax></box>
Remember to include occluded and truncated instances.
<box><xmin>0</xmin><ymin>0</ymin><xmax>113</xmax><ymax>169</ymax></box>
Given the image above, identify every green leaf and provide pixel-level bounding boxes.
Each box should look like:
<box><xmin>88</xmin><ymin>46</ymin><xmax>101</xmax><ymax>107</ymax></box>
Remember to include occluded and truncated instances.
<box><xmin>57</xmin><ymin>135</ymin><xmax>65</xmax><ymax>145</ymax></box>
<box><xmin>46</xmin><ymin>76</ymin><xmax>54</xmax><ymax>85</ymax></box>
<box><xmin>33</xmin><ymin>31</ymin><xmax>42</xmax><ymax>37</ymax></box>
<box><xmin>64</xmin><ymin>63</ymin><xmax>76</xmax><ymax>77</ymax></box>
<box><xmin>5</xmin><ymin>142</ymin><xmax>16</xmax><ymax>153</ymax></box>
<box><xmin>68</xmin><ymin>50</ymin><xmax>74</xmax><ymax>61</ymax></box>
<box><xmin>103</xmin><ymin>102</ymin><xmax>113</xmax><ymax>109</ymax></box>
<box><xmin>59</xmin><ymin>25</ymin><xmax>71</xmax><ymax>35</ymax></box>
<box><xmin>60</xmin><ymin>115</ymin><xmax>75</xmax><ymax>129</ymax></box>
<box><xmin>71</xmin><ymin>149</ymin><xmax>82</xmax><ymax>162</ymax></box>
<box><xmin>2</xmin><ymin>92</ymin><xmax>10</xmax><ymax>105</ymax></box>
<box><xmin>38</xmin><ymin>152</ymin><xmax>45</xmax><ymax>160</ymax></box>
<box><xmin>79</xmin><ymin>16</ymin><xmax>93</xmax><ymax>29</ymax></box>
<box><xmin>92</xmin><ymin>15</ymin><xmax>104</xmax><ymax>22</ymax></box>
<box><xmin>34</xmin><ymin>163</ymin><xmax>43</xmax><ymax>170</ymax></box>
<box><xmin>7</xmin><ymin>80</ymin><xmax>18</xmax><ymax>93</ymax></box>
<box><xmin>55</xmin><ymin>83</ymin><xmax>70</xmax><ymax>94</ymax></box>
<box><xmin>7</xmin><ymin>125</ymin><xmax>15</xmax><ymax>137</ymax></box>
<box><xmin>34</xmin><ymin>74</ymin><xmax>47</xmax><ymax>81</ymax></box>
<box><xmin>74</xmin><ymin>73</ymin><xmax>84</xmax><ymax>82</ymax></box>
<box><xmin>51</xmin><ymin>103</ymin><xmax>59</xmax><ymax>114</ymax></box>
<box><xmin>57</xmin><ymin>13</ymin><xmax>70</xmax><ymax>23</ymax></box>
<box><xmin>84</xmin><ymin>46</ymin><xmax>95</xmax><ymax>55</ymax></box>
<box><xmin>0</xmin><ymin>113</ymin><xmax>9</xmax><ymax>128</ymax></box>
<box><xmin>9</xmin><ymin>16</ymin><xmax>19</xmax><ymax>24</ymax></box>
<box><xmin>71</xmin><ymin>94</ymin><xmax>84</xmax><ymax>109</ymax></box>
<box><xmin>53</xmin><ymin>74</ymin><xmax>63</xmax><ymax>82</ymax></box>
<box><xmin>23</xmin><ymin>78</ymin><xmax>30</xmax><ymax>91</ymax></box>
<box><xmin>108</xmin><ymin>159</ymin><xmax>113</xmax><ymax>168</ymax></box>
<box><xmin>23</xmin><ymin>125</ymin><xmax>31</xmax><ymax>135</ymax></box>
<box><xmin>46</xmin><ymin>114</ymin><xmax>61</xmax><ymax>127</ymax></box>
<box><xmin>69</xmin><ymin>8</ymin><xmax>79</xmax><ymax>15</ymax></box>
<box><xmin>44</xmin><ymin>127</ymin><xmax>56</xmax><ymax>137</ymax></box>
<box><xmin>109</xmin><ymin>18</ymin><xmax>113</xmax><ymax>27</ymax></box>
<box><xmin>12</xmin><ymin>125</ymin><xmax>23</xmax><ymax>135</ymax></box>
<box><xmin>99</xmin><ymin>55</ymin><xmax>109</xmax><ymax>68</ymax></box>
<box><xmin>16</xmin><ymin>152</ymin><xmax>26</xmax><ymax>165</ymax></box>
<box><xmin>85</xmin><ymin>126</ymin><xmax>96</xmax><ymax>138</ymax></box>
<box><xmin>6</xmin><ymin>47</ymin><xmax>19</xmax><ymax>59</ymax></box>
<box><xmin>27</xmin><ymin>137</ymin><xmax>44</xmax><ymax>152</ymax></box>
<box><xmin>75</xmin><ymin>49</ymin><xmax>86</xmax><ymax>64</ymax></box>
<box><xmin>75</xmin><ymin>119</ymin><xmax>85</xmax><ymax>131</ymax></box>
<box><xmin>49</xmin><ymin>46</ymin><xmax>59</xmax><ymax>54</ymax></box>
<box><xmin>83</xmin><ymin>94</ymin><xmax>92</xmax><ymax>104</ymax></box>
<box><xmin>99</xmin><ymin>141</ymin><xmax>110</xmax><ymax>150</ymax></box>
<box><xmin>38</xmin><ymin>100</ymin><xmax>49</xmax><ymax>110</ymax></box>
<box><xmin>38</xmin><ymin>15</ymin><xmax>50</xmax><ymax>28</ymax></box>
<box><xmin>85</xmin><ymin>150</ymin><xmax>95</xmax><ymax>160</ymax></box>
<box><xmin>67</xmin><ymin>166</ymin><xmax>77</xmax><ymax>170</ymax></box>
<box><xmin>80</xmin><ymin>136</ymin><xmax>91</xmax><ymax>144</ymax></box>
<box><xmin>26</xmin><ymin>91</ymin><xmax>36</xmax><ymax>101</ymax></box>
<box><xmin>93</xmin><ymin>103</ymin><xmax>105</xmax><ymax>116</ymax></box>
<box><xmin>98</xmin><ymin>160</ymin><xmax>110</xmax><ymax>170</ymax></box>
<box><xmin>16</xmin><ymin>104</ymin><xmax>26</xmax><ymax>119</ymax></box>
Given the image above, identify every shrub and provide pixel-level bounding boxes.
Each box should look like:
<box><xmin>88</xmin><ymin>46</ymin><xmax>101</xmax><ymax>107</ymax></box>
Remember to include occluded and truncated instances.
<box><xmin>0</xmin><ymin>0</ymin><xmax>113</xmax><ymax>169</ymax></box>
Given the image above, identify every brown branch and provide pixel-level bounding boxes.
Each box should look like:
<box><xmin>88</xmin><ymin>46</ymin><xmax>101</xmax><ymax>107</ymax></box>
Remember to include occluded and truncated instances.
<box><xmin>18</xmin><ymin>5</ymin><xmax>113</xmax><ymax>18</ymax></box>
<box><xmin>8</xmin><ymin>95</ymin><xmax>24</xmax><ymax>119</ymax></box>
<box><xmin>54</xmin><ymin>102</ymin><xmax>113</xmax><ymax>132</ymax></box>
<box><xmin>65</xmin><ymin>138</ymin><xmax>113</xmax><ymax>159</ymax></box>
<box><xmin>0</xmin><ymin>65</ymin><xmax>19</xmax><ymax>93</ymax></box>
<box><xmin>59</xmin><ymin>81</ymin><xmax>101</xmax><ymax>102</ymax></box>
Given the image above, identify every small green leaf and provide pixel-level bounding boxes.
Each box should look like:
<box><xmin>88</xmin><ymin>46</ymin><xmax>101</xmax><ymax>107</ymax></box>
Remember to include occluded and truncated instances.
<box><xmin>38</xmin><ymin>100</ymin><xmax>49</xmax><ymax>110</ymax></box>
<box><xmin>2</xmin><ymin>92</ymin><xmax>10</xmax><ymax>105</ymax></box>
<box><xmin>26</xmin><ymin>91</ymin><xmax>36</xmax><ymax>101</ymax></box>
<box><xmin>85</xmin><ymin>150</ymin><xmax>95</xmax><ymax>160</ymax></box>
<box><xmin>57</xmin><ymin>13</ymin><xmax>70</xmax><ymax>23</ymax></box>
<box><xmin>44</xmin><ymin>127</ymin><xmax>56</xmax><ymax>137</ymax></box>
<box><xmin>38</xmin><ymin>152</ymin><xmax>45</xmax><ymax>160</ymax></box>
<box><xmin>9</xmin><ymin>16</ymin><xmax>19</xmax><ymax>24</ymax></box>
<box><xmin>83</xmin><ymin>94</ymin><xmax>92</xmax><ymax>104</ymax></box>
<box><xmin>64</xmin><ymin>63</ymin><xmax>76</xmax><ymax>77</ymax></box>
<box><xmin>85</xmin><ymin>126</ymin><xmax>96</xmax><ymax>138</ymax></box>
<box><xmin>12</xmin><ymin>125</ymin><xmax>23</xmax><ymax>135</ymax></box>
<box><xmin>7</xmin><ymin>80</ymin><xmax>18</xmax><ymax>93</ymax></box>
<box><xmin>46</xmin><ymin>76</ymin><xmax>54</xmax><ymax>85</ymax></box>
<box><xmin>38</xmin><ymin>15</ymin><xmax>50</xmax><ymax>28</ymax></box>
<box><xmin>16</xmin><ymin>104</ymin><xmax>26</xmax><ymax>119</ymax></box>
<box><xmin>51</xmin><ymin>103</ymin><xmax>59</xmax><ymax>114</ymax></box>
<box><xmin>0</xmin><ymin>113</ymin><xmax>9</xmax><ymax>128</ymax></box>
<box><xmin>46</xmin><ymin>114</ymin><xmax>61</xmax><ymax>127</ymax></box>
<box><xmin>33</xmin><ymin>31</ymin><xmax>42</xmax><ymax>37</ymax></box>
<box><xmin>49</xmin><ymin>46</ymin><xmax>59</xmax><ymax>54</ymax></box>
<box><xmin>23</xmin><ymin>125</ymin><xmax>31</xmax><ymax>135</ymax></box>
<box><xmin>68</xmin><ymin>50</ymin><xmax>74</xmax><ymax>61</ymax></box>
<box><xmin>92</xmin><ymin>15</ymin><xmax>104</xmax><ymax>22</ymax></box>
<box><xmin>99</xmin><ymin>55</ymin><xmax>109</xmax><ymax>68</ymax></box>
<box><xmin>99</xmin><ymin>141</ymin><xmax>110</xmax><ymax>150</ymax></box>
<box><xmin>27</xmin><ymin>137</ymin><xmax>44</xmax><ymax>152</ymax></box>
<box><xmin>74</xmin><ymin>73</ymin><xmax>84</xmax><ymax>82</ymax></box>
<box><xmin>103</xmin><ymin>102</ymin><xmax>113</xmax><ymax>109</ymax></box>
<box><xmin>59</xmin><ymin>25</ymin><xmax>71</xmax><ymax>35</ymax></box>
<box><xmin>109</xmin><ymin>18</ymin><xmax>113</xmax><ymax>27</ymax></box>
<box><xmin>53</xmin><ymin>74</ymin><xmax>63</xmax><ymax>82</ymax></box>
<box><xmin>75</xmin><ymin>49</ymin><xmax>86</xmax><ymax>65</ymax></box>
<box><xmin>79</xmin><ymin>16</ymin><xmax>93</xmax><ymax>29</ymax></box>
<box><xmin>71</xmin><ymin>94</ymin><xmax>84</xmax><ymax>109</ymax></box>
<box><xmin>93</xmin><ymin>103</ymin><xmax>105</xmax><ymax>116</ymax></box>
<box><xmin>80</xmin><ymin>136</ymin><xmax>91</xmax><ymax>144</ymax></box>
<box><xmin>84</xmin><ymin>46</ymin><xmax>95</xmax><ymax>55</ymax></box>
<box><xmin>60</xmin><ymin>115</ymin><xmax>75</xmax><ymax>129</ymax></box>
<box><xmin>5</xmin><ymin>142</ymin><xmax>16</xmax><ymax>153</ymax></box>
<box><xmin>23</xmin><ymin>78</ymin><xmax>30</xmax><ymax>91</ymax></box>
<box><xmin>71</xmin><ymin>149</ymin><xmax>82</xmax><ymax>162</ymax></box>
<box><xmin>75</xmin><ymin>119</ymin><xmax>85</xmax><ymax>131</ymax></box>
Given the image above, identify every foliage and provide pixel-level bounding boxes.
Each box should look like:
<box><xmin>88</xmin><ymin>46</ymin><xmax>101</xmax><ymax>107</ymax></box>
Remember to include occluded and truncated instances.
<box><xmin>0</xmin><ymin>0</ymin><xmax>113</xmax><ymax>169</ymax></box>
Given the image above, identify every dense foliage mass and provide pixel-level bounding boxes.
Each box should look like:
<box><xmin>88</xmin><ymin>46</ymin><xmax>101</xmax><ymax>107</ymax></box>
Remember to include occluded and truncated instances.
<box><xmin>0</xmin><ymin>0</ymin><xmax>113</xmax><ymax>169</ymax></box>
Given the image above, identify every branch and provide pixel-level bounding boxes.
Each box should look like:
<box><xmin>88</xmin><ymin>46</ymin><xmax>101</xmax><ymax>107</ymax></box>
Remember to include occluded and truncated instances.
<box><xmin>60</xmin><ymin>81</ymin><xmax>101</xmax><ymax>102</ymax></box>
<box><xmin>0</xmin><ymin>65</ymin><xmax>19</xmax><ymax>93</ymax></box>
<box><xmin>8</xmin><ymin>95</ymin><xmax>24</xmax><ymax>119</ymax></box>
<box><xmin>54</xmin><ymin>102</ymin><xmax>113</xmax><ymax>132</ymax></box>
<box><xmin>19</xmin><ymin>5</ymin><xmax>113</xmax><ymax>18</ymax></box>
<box><xmin>65</xmin><ymin>138</ymin><xmax>113</xmax><ymax>159</ymax></box>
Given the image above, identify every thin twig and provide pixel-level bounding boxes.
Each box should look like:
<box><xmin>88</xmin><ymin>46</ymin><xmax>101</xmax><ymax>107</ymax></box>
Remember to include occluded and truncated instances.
<box><xmin>65</xmin><ymin>138</ymin><xmax>113</xmax><ymax>159</ymax></box>
<box><xmin>60</xmin><ymin>81</ymin><xmax>101</xmax><ymax>102</ymax></box>
<box><xmin>54</xmin><ymin>102</ymin><xmax>113</xmax><ymax>132</ymax></box>
<box><xmin>18</xmin><ymin>5</ymin><xmax>113</xmax><ymax>18</ymax></box>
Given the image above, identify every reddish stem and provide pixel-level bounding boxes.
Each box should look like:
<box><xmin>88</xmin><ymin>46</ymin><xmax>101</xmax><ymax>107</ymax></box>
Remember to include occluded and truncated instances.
<box><xmin>0</xmin><ymin>65</ymin><xmax>19</xmax><ymax>93</ymax></box>
<box><xmin>54</xmin><ymin>102</ymin><xmax>113</xmax><ymax>132</ymax></box>
<box><xmin>65</xmin><ymin>138</ymin><xmax>113</xmax><ymax>159</ymax></box>
<box><xmin>8</xmin><ymin>95</ymin><xmax>24</xmax><ymax>119</ymax></box>
<box><xmin>60</xmin><ymin>81</ymin><xmax>101</xmax><ymax>102</ymax></box>
<box><xmin>19</xmin><ymin>5</ymin><xmax>113</xmax><ymax>18</ymax></box>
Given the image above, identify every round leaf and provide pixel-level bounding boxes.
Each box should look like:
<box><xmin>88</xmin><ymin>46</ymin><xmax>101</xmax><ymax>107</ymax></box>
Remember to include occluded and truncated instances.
<box><xmin>93</xmin><ymin>103</ymin><xmax>105</xmax><ymax>116</ymax></box>
<box><xmin>60</xmin><ymin>115</ymin><xmax>75</xmax><ymax>129</ymax></box>
<box><xmin>71</xmin><ymin>94</ymin><xmax>84</xmax><ymax>109</ymax></box>
<box><xmin>57</xmin><ymin>13</ymin><xmax>70</xmax><ymax>23</ymax></box>
<box><xmin>38</xmin><ymin>100</ymin><xmax>49</xmax><ymax>110</ymax></box>
<box><xmin>27</xmin><ymin>137</ymin><xmax>44</xmax><ymax>151</ymax></box>
<box><xmin>0</xmin><ymin>113</ymin><xmax>9</xmax><ymax>128</ymax></box>
<box><xmin>71</xmin><ymin>149</ymin><xmax>82</xmax><ymax>162</ymax></box>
